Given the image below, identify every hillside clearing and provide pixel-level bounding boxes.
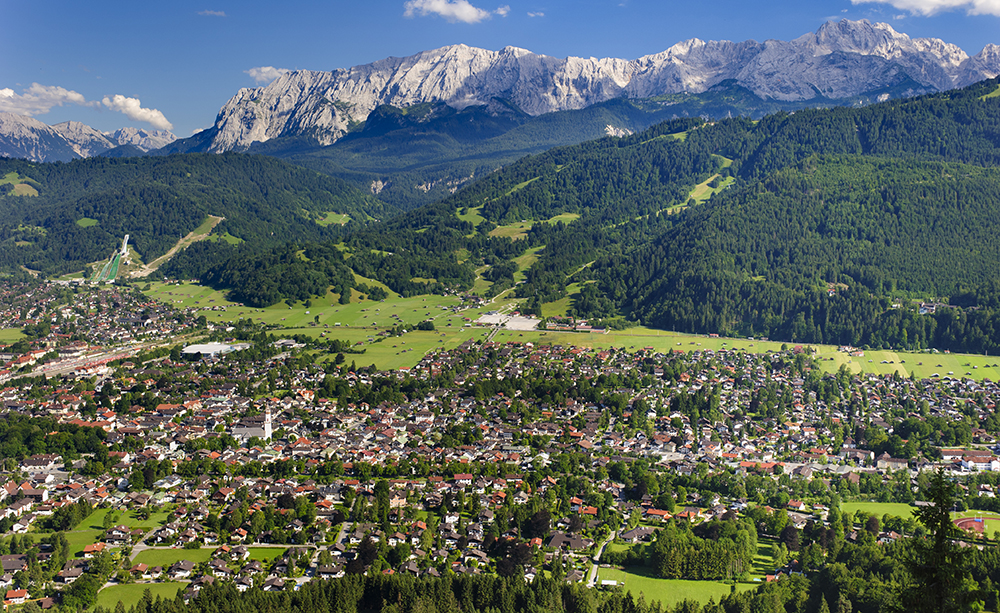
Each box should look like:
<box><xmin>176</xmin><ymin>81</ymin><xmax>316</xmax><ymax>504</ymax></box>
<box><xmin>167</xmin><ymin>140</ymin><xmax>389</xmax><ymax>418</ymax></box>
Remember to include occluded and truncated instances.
<box><xmin>131</xmin><ymin>215</ymin><xmax>225</xmax><ymax>277</ymax></box>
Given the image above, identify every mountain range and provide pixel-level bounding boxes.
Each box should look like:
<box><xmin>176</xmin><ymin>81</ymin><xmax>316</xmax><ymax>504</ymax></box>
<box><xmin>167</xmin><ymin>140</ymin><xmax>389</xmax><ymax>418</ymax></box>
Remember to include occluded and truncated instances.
<box><xmin>0</xmin><ymin>112</ymin><xmax>176</xmax><ymax>163</ymax></box>
<box><xmin>3</xmin><ymin>19</ymin><xmax>999</xmax><ymax>169</ymax></box>
<box><xmin>193</xmin><ymin>19</ymin><xmax>1000</xmax><ymax>153</ymax></box>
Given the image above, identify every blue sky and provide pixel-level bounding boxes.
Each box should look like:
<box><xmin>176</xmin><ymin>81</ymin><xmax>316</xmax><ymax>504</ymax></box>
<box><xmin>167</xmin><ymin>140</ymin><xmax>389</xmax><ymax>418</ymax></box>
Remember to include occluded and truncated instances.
<box><xmin>2</xmin><ymin>0</ymin><xmax>999</xmax><ymax>137</ymax></box>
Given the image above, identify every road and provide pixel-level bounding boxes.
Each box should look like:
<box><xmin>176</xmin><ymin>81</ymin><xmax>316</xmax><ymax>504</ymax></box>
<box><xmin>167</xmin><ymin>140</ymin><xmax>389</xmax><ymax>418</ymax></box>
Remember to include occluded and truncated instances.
<box><xmin>586</xmin><ymin>528</ymin><xmax>617</xmax><ymax>587</ymax></box>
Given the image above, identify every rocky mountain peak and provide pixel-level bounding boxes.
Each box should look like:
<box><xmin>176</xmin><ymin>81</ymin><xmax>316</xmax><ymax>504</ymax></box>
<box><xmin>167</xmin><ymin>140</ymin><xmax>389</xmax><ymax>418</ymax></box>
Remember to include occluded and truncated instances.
<box><xmin>0</xmin><ymin>113</ymin><xmax>178</xmax><ymax>162</ymax></box>
<box><xmin>199</xmin><ymin>20</ymin><xmax>999</xmax><ymax>153</ymax></box>
<box><xmin>110</xmin><ymin>127</ymin><xmax>177</xmax><ymax>151</ymax></box>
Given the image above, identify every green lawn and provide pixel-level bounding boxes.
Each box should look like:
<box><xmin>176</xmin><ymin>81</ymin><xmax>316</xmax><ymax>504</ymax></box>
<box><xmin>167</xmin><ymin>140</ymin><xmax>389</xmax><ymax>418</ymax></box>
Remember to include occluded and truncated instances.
<box><xmin>80</xmin><ymin>508</ymin><xmax>171</xmax><ymax>532</ymax></box>
<box><xmin>0</xmin><ymin>328</ymin><xmax>24</xmax><ymax>343</ymax></box>
<box><xmin>64</xmin><ymin>528</ymin><xmax>103</xmax><ymax>558</ymax></box>
<box><xmin>841</xmin><ymin>502</ymin><xmax>914</xmax><ymax>520</ymax></box>
<box><xmin>96</xmin><ymin>582</ymin><xmax>185</xmax><ymax>610</ymax></box>
<box><xmin>352</xmin><ymin>273</ymin><xmax>399</xmax><ymax>299</ymax></box>
<box><xmin>597</xmin><ymin>567</ymin><xmax>757</xmax><ymax>608</ymax></box>
<box><xmin>247</xmin><ymin>547</ymin><xmax>289</xmax><ymax>561</ymax></box>
<box><xmin>541</xmin><ymin>294</ymin><xmax>574</xmax><ymax>318</ymax></box>
<box><xmin>191</xmin><ymin>215</ymin><xmax>222</xmax><ymax>237</ymax></box>
<box><xmin>55</xmin><ymin>508</ymin><xmax>173</xmax><ymax>558</ymax></box>
<box><xmin>132</xmin><ymin>548</ymin><xmax>213</xmax><ymax>566</ymax></box>
<box><xmin>513</xmin><ymin>246</ymin><xmax>544</xmax><ymax>283</ymax></box>
<box><xmin>207</xmin><ymin>232</ymin><xmax>244</xmax><ymax>245</ymax></box>
<box><xmin>76</xmin><ymin>217</ymin><xmax>99</xmax><ymax>228</ymax></box>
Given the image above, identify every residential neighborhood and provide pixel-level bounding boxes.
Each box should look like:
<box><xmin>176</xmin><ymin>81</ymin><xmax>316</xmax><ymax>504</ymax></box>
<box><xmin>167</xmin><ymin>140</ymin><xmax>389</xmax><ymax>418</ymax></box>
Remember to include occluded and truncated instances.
<box><xmin>0</xmin><ymin>280</ymin><xmax>995</xmax><ymax>609</ymax></box>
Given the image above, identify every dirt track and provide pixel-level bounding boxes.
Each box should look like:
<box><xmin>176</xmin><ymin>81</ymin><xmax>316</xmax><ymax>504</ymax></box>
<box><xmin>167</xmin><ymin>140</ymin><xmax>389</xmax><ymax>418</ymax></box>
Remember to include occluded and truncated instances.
<box><xmin>130</xmin><ymin>215</ymin><xmax>224</xmax><ymax>278</ymax></box>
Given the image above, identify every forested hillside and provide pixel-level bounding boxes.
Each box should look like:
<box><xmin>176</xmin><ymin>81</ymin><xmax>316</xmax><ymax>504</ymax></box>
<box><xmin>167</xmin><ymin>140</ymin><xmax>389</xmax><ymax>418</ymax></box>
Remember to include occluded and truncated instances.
<box><xmin>0</xmin><ymin>154</ymin><xmax>390</xmax><ymax>276</ymax></box>
<box><xmin>335</xmin><ymin>77</ymin><xmax>1000</xmax><ymax>352</ymax></box>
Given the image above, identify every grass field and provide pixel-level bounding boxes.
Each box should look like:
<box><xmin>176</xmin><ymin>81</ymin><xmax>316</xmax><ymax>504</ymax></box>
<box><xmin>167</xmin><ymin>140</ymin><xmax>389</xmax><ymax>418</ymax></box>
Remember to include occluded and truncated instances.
<box><xmin>65</xmin><ymin>527</ymin><xmax>104</xmax><ymax>558</ymax></box>
<box><xmin>247</xmin><ymin>547</ymin><xmax>288</xmax><ymax>561</ymax></box>
<box><xmin>512</xmin><ymin>246</ymin><xmax>545</xmax><ymax>284</ymax></box>
<box><xmin>541</xmin><ymin>294</ymin><xmax>574</xmax><ymax>318</ymax></box>
<box><xmin>143</xmin><ymin>281</ymin><xmax>506</xmax><ymax>370</ymax></box>
<box><xmin>597</xmin><ymin>567</ymin><xmax>756</xmax><ymax>608</ymax></box>
<box><xmin>1</xmin><ymin>172</ymin><xmax>39</xmax><ymax>197</ymax></box>
<box><xmin>457</xmin><ymin>206</ymin><xmax>486</xmax><ymax>227</ymax></box>
<box><xmin>689</xmin><ymin>174</ymin><xmax>735</xmax><ymax>205</ymax></box>
<box><xmin>489</xmin><ymin>221</ymin><xmax>533</xmax><ymax>240</ymax></box>
<box><xmin>58</xmin><ymin>508</ymin><xmax>173</xmax><ymax>557</ymax></box>
<box><xmin>841</xmin><ymin>502</ymin><xmax>914</xmax><ymax>520</ymax></box>
<box><xmin>981</xmin><ymin>84</ymin><xmax>1000</xmax><ymax>100</ymax></box>
<box><xmin>138</xmin><ymin>215</ymin><xmax>225</xmax><ymax>275</ymax></box>
<box><xmin>76</xmin><ymin>217</ymin><xmax>99</xmax><ymax>228</ymax></box>
<box><xmin>96</xmin><ymin>582</ymin><xmax>185</xmax><ymax>610</ymax></box>
<box><xmin>207</xmin><ymin>232</ymin><xmax>244</xmax><ymax>245</ymax></box>
<box><xmin>317</xmin><ymin>212</ymin><xmax>351</xmax><ymax>226</ymax></box>
<box><xmin>545</xmin><ymin>213</ymin><xmax>580</xmax><ymax>225</ymax></box>
<box><xmin>488</xmin><ymin>212</ymin><xmax>580</xmax><ymax>240</ymax></box>
<box><xmin>133</xmin><ymin>548</ymin><xmax>214</xmax><ymax>567</ymax></box>
<box><xmin>0</xmin><ymin>328</ymin><xmax>24</xmax><ymax>343</ymax></box>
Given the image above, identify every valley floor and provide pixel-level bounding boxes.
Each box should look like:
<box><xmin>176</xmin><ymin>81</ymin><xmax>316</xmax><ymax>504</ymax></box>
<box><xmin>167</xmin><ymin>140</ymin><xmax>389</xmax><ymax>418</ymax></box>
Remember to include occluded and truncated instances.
<box><xmin>141</xmin><ymin>281</ymin><xmax>1000</xmax><ymax>383</ymax></box>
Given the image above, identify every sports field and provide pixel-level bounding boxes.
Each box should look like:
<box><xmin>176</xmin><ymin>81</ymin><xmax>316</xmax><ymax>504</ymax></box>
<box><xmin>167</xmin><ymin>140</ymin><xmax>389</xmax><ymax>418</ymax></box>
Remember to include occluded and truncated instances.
<box><xmin>953</xmin><ymin>510</ymin><xmax>1000</xmax><ymax>537</ymax></box>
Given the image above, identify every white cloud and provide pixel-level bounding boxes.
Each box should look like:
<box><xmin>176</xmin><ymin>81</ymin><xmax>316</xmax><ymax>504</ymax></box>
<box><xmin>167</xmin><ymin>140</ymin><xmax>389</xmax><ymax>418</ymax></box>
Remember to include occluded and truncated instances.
<box><xmin>495</xmin><ymin>5</ymin><xmax>510</xmax><ymax>16</ymax></box>
<box><xmin>245</xmin><ymin>66</ymin><xmax>291</xmax><ymax>84</ymax></box>
<box><xmin>101</xmin><ymin>95</ymin><xmax>173</xmax><ymax>131</ymax></box>
<box><xmin>0</xmin><ymin>83</ymin><xmax>98</xmax><ymax>116</ymax></box>
<box><xmin>198</xmin><ymin>9</ymin><xmax>226</xmax><ymax>16</ymax></box>
<box><xmin>851</xmin><ymin>0</ymin><xmax>1000</xmax><ymax>16</ymax></box>
<box><xmin>403</xmin><ymin>0</ymin><xmax>493</xmax><ymax>23</ymax></box>
<box><xmin>527</xmin><ymin>11</ymin><xmax>544</xmax><ymax>17</ymax></box>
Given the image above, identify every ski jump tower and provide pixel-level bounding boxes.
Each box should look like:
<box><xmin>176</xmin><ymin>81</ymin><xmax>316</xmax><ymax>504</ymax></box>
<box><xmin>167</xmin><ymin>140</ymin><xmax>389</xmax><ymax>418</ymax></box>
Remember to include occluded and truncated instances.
<box><xmin>91</xmin><ymin>234</ymin><xmax>130</xmax><ymax>284</ymax></box>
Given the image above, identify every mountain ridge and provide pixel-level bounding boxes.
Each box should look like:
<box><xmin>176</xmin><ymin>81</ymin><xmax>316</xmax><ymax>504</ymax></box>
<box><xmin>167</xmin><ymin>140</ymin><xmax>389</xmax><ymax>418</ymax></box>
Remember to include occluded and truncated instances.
<box><xmin>0</xmin><ymin>113</ymin><xmax>177</xmax><ymax>163</ymax></box>
<box><xmin>200</xmin><ymin>19</ymin><xmax>1000</xmax><ymax>153</ymax></box>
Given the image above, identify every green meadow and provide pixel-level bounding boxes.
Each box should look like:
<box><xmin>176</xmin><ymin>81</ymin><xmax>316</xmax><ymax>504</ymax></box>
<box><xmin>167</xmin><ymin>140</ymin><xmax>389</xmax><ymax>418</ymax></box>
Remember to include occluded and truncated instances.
<box><xmin>0</xmin><ymin>328</ymin><xmax>25</xmax><ymax>343</ymax></box>
<box><xmin>132</xmin><ymin>548</ymin><xmax>214</xmax><ymax>567</ymax></box>
<box><xmin>841</xmin><ymin>502</ymin><xmax>915</xmax><ymax>520</ymax></box>
<box><xmin>597</xmin><ymin>567</ymin><xmax>757</xmax><ymax>608</ymax></box>
<box><xmin>96</xmin><ymin>582</ymin><xmax>185</xmax><ymax>611</ymax></box>
<box><xmin>144</xmin><ymin>280</ymin><xmax>1000</xmax><ymax>381</ymax></box>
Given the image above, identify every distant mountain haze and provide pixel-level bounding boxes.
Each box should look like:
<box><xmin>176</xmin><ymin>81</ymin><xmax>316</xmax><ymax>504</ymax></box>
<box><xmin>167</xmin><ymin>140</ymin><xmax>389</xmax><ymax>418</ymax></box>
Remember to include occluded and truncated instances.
<box><xmin>0</xmin><ymin>112</ymin><xmax>176</xmax><ymax>163</ymax></box>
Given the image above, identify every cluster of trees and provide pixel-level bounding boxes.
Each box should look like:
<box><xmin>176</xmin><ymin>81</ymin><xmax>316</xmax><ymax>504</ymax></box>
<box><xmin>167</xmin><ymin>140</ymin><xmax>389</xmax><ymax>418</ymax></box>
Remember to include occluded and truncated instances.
<box><xmin>607</xmin><ymin>517</ymin><xmax>758</xmax><ymax>581</ymax></box>
<box><xmin>96</xmin><ymin>573</ymin><xmax>668</xmax><ymax>613</ymax></box>
<box><xmin>0</xmin><ymin>413</ymin><xmax>106</xmax><ymax>461</ymax></box>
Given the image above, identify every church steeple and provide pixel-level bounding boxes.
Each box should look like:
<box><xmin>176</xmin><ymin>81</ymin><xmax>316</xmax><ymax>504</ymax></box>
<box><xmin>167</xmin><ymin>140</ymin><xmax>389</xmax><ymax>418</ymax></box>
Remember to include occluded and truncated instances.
<box><xmin>264</xmin><ymin>406</ymin><xmax>272</xmax><ymax>441</ymax></box>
